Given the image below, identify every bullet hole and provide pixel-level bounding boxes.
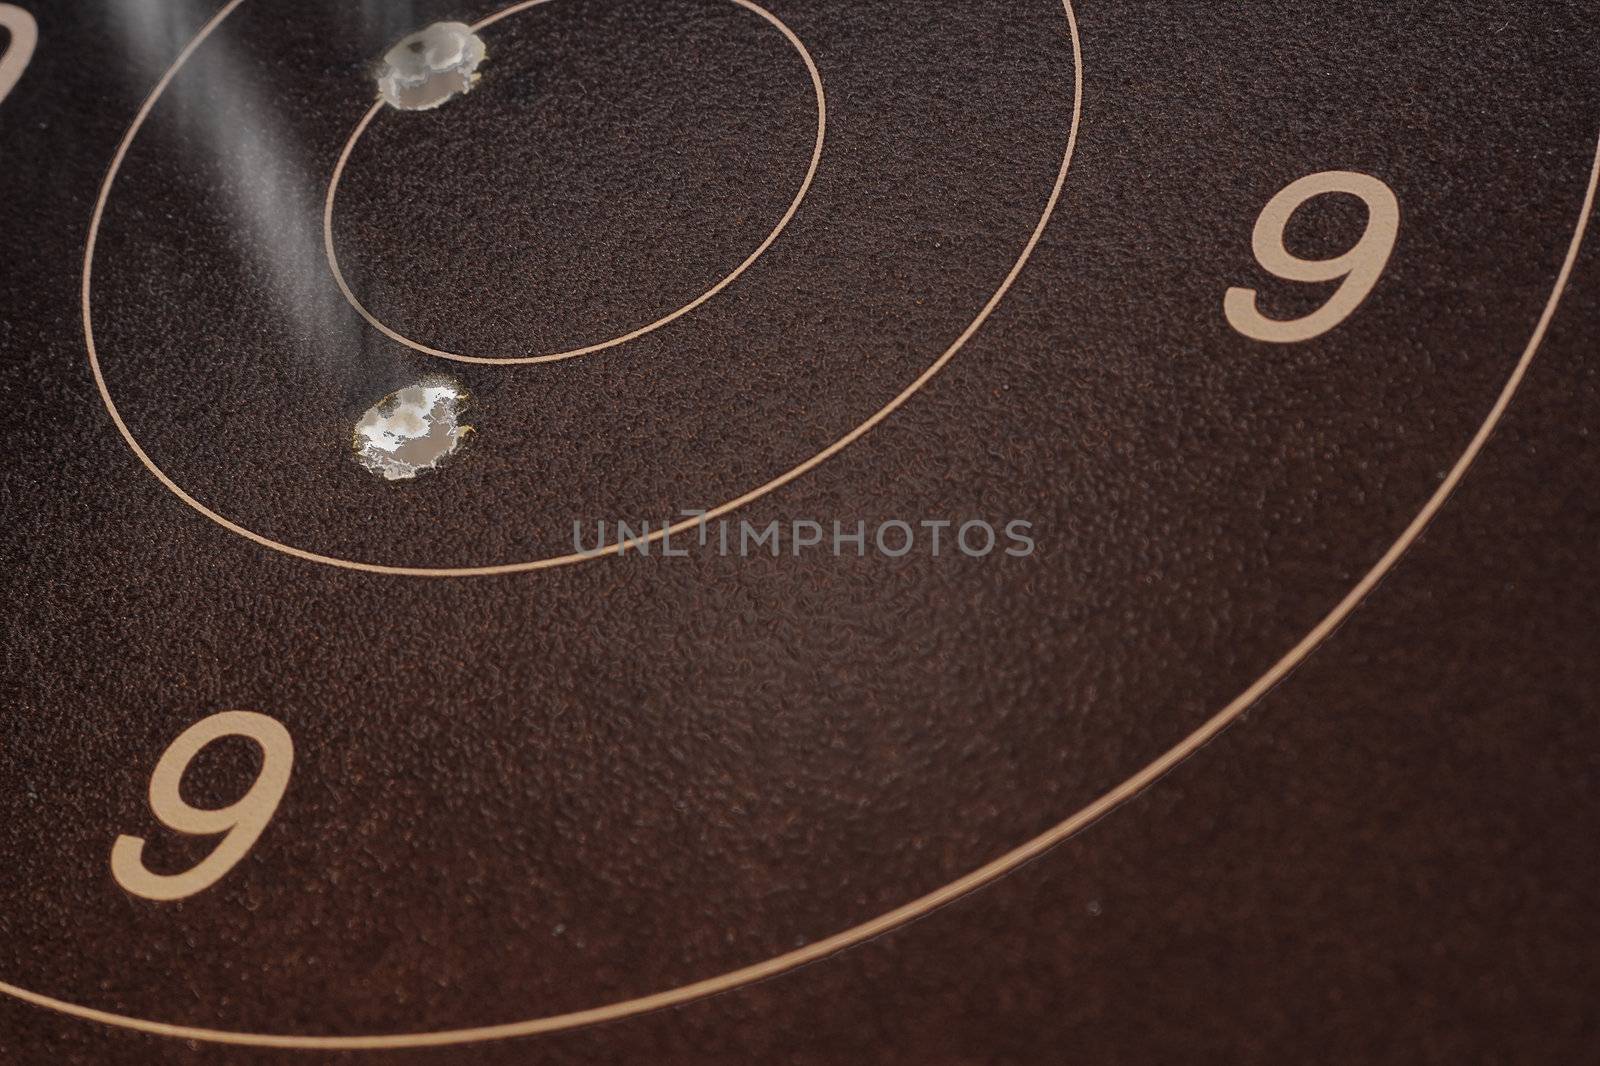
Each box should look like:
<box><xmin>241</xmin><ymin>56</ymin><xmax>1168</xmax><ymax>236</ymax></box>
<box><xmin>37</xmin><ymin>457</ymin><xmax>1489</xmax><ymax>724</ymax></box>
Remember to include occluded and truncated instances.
<box><xmin>376</xmin><ymin>22</ymin><xmax>487</xmax><ymax>111</ymax></box>
<box><xmin>353</xmin><ymin>377</ymin><xmax>471</xmax><ymax>480</ymax></box>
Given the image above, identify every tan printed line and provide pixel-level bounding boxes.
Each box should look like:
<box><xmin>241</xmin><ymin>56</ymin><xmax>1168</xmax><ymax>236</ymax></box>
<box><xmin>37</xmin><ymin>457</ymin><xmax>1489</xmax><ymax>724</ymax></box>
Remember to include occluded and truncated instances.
<box><xmin>322</xmin><ymin>0</ymin><xmax>828</xmax><ymax>365</ymax></box>
<box><xmin>38</xmin><ymin>0</ymin><xmax>1597</xmax><ymax>1051</ymax></box>
<box><xmin>84</xmin><ymin>0</ymin><xmax>1075</xmax><ymax>577</ymax></box>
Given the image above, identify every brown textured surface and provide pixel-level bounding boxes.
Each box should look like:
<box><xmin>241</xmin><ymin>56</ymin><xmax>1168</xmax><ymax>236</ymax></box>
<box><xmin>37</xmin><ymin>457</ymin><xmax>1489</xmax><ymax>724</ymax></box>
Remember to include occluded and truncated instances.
<box><xmin>1</xmin><ymin>0</ymin><xmax>1597</xmax><ymax>1061</ymax></box>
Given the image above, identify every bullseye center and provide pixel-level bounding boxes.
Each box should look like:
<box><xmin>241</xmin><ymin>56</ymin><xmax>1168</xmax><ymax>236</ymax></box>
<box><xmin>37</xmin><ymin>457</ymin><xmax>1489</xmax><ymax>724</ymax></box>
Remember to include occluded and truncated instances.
<box><xmin>324</xmin><ymin>0</ymin><xmax>827</xmax><ymax>365</ymax></box>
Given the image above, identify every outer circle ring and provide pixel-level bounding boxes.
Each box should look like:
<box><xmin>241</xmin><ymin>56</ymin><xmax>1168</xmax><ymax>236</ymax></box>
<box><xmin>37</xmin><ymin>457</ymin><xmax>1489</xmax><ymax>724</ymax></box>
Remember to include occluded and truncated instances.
<box><xmin>38</xmin><ymin>0</ymin><xmax>1600</xmax><ymax>1052</ymax></box>
<box><xmin>323</xmin><ymin>0</ymin><xmax>829</xmax><ymax>366</ymax></box>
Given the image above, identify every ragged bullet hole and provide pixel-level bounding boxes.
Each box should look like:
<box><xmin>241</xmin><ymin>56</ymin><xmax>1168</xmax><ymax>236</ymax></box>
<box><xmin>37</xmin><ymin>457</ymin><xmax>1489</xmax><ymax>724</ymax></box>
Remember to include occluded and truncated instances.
<box><xmin>376</xmin><ymin>22</ymin><xmax>487</xmax><ymax>111</ymax></box>
<box><xmin>352</xmin><ymin>377</ymin><xmax>471</xmax><ymax>481</ymax></box>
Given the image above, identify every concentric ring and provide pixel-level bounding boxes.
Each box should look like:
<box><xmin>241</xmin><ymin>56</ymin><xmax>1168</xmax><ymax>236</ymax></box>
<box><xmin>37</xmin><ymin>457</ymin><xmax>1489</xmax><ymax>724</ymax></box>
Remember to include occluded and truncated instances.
<box><xmin>39</xmin><ymin>0</ymin><xmax>1600</xmax><ymax>1051</ymax></box>
<box><xmin>323</xmin><ymin>0</ymin><xmax>828</xmax><ymax>365</ymax></box>
<box><xmin>83</xmin><ymin>0</ymin><xmax>1073</xmax><ymax>578</ymax></box>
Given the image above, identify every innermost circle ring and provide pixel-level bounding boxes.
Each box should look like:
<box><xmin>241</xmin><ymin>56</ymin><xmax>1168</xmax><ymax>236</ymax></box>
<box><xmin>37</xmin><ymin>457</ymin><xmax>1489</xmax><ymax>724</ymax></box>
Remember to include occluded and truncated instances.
<box><xmin>322</xmin><ymin>0</ymin><xmax>827</xmax><ymax>366</ymax></box>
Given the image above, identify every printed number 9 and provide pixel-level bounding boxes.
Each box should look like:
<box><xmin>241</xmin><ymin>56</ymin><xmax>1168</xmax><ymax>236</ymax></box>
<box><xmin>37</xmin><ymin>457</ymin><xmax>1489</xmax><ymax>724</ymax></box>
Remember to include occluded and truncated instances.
<box><xmin>0</xmin><ymin>5</ymin><xmax>36</xmax><ymax>108</ymax></box>
<box><xmin>111</xmin><ymin>710</ymin><xmax>293</xmax><ymax>901</ymax></box>
<box><xmin>1224</xmin><ymin>170</ymin><xmax>1399</xmax><ymax>343</ymax></box>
